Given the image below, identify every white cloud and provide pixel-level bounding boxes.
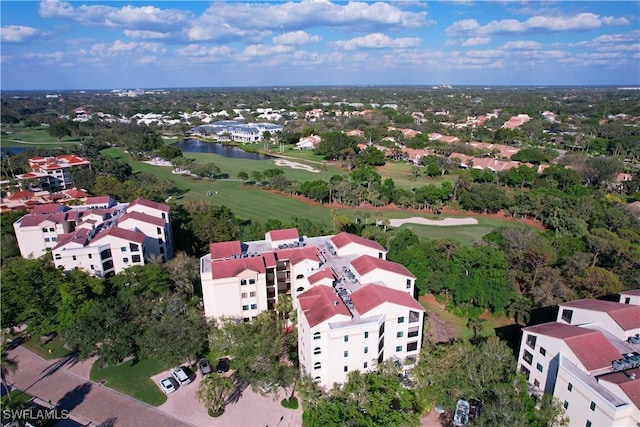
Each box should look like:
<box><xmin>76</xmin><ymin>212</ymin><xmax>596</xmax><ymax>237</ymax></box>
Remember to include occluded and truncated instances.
<box><xmin>462</xmin><ymin>37</ymin><xmax>490</xmax><ymax>46</ymax></box>
<box><xmin>334</xmin><ymin>33</ymin><xmax>421</xmax><ymax>50</ymax></box>
<box><xmin>242</xmin><ymin>44</ymin><xmax>295</xmax><ymax>57</ymax></box>
<box><xmin>446</xmin><ymin>12</ymin><xmax>628</xmax><ymax>36</ymax></box>
<box><xmin>1</xmin><ymin>25</ymin><xmax>38</xmax><ymax>42</ymax></box>
<box><xmin>501</xmin><ymin>41</ymin><xmax>542</xmax><ymax>50</ymax></box>
<box><xmin>39</xmin><ymin>0</ymin><xmax>192</xmax><ymax>31</ymax></box>
<box><xmin>602</xmin><ymin>16</ymin><xmax>630</xmax><ymax>26</ymax></box>
<box><xmin>466</xmin><ymin>49</ymin><xmax>504</xmax><ymax>58</ymax></box>
<box><xmin>273</xmin><ymin>31</ymin><xmax>321</xmax><ymax>46</ymax></box>
<box><xmin>124</xmin><ymin>30</ymin><xmax>169</xmax><ymax>40</ymax></box>
<box><xmin>85</xmin><ymin>40</ymin><xmax>165</xmax><ymax>57</ymax></box>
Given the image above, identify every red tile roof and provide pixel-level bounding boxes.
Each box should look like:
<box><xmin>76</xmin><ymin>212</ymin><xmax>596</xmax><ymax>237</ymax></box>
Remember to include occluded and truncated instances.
<box><xmin>209</xmin><ymin>241</ymin><xmax>242</xmax><ymax>260</ymax></box>
<box><xmin>210</xmin><ymin>257</ymin><xmax>266</xmax><ymax>279</ymax></box>
<box><xmin>298</xmin><ymin>285</ymin><xmax>351</xmax><ymax>328</ymax></box>
<box><xmin>350</xmin><ymin>254</ymin><xmax>415</xmax><ymax>278</ymax></box>
<box><xmin>561</xmin><ymin>299</ymin><xmax>640</xmax><ymax>331</ymax></box>
<box><xmin>619</xmin><ymin>377</ymin><xmax>640</xmax><ymax>409</ymax></box>
<box><xmin>350</xmin><ymin>283</ymin><xmax>424</xmax><ymax>314</ymax></box>
<box><xmin>525</xmin><ymin>323</ymin><xmax>621</xmax><ymax>371</ymax></box>
<box><xmin>93</xmin><ymin>226</ymin><xmax>145</xmax><ymax>244</ymax></box>
<box><xmin>288</xmin><ymin>247</ymin><xmax>320</xmax><ymax>265</ymax></box>
<box><xmin>331</xmin><ymin>232</ymin><xmax>386</xmax><ymax>253</ymax></box>
<box><xmin>66</xmin><ymin>188</ymin><xmax>89</xmax><ymax>198</ymax></box>
<box><xmin>18</xmin><ymin>212</ymin><xmax>67</xmax><ymax>227</ymax></box>
<box><xmin>128</xmin><ymin>198</ymin><xmax>170</xmax><ymax>212</ymax></box>
<box><xmin>262</xmin><ymin>251</ymin><xmax>277</xmax><ymax>268</ymax></box>
<box><xmin>85</xmin><ymin>196</ymin><xmax>112</xmax><ymax>205</ymax></box>
<box><xmin>53</xmin><ymin>228</ymin><xmax>90</xmax><ymax>249</ymax></box>
<box><xmin>308</xmin><ymin>268</ymin><xmax>337</xmax><ymax>285</ymax></box>
<box><xmin>621</xmin><ymin>289</ymin><xmax>640</xmax><ymax>297</ymax></box>
<box><xmin>266</xmin><ymin>228</ymin><xmax>299</xmax><ymax>242</ymax></box>
<box><xmin>31</xmin><ymin>204</ymin><xmax>66</xmax><ymax>215</ymax></box>
<box><xmin>7</xmin><ymin>191</ymin><xmax>35</xmax><ymax>201</ymax></box>
<box><xmin>118</xmin><ymin>211</ymin><xmax>166</xmax><ymax>228</ymax></box>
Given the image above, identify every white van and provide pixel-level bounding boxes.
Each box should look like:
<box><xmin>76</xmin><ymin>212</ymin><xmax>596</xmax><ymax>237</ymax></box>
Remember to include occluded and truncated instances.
<box><xmin>170</xmin><ymin>366</ymin><xmax>192</xmax><ymax>385</ymax></box>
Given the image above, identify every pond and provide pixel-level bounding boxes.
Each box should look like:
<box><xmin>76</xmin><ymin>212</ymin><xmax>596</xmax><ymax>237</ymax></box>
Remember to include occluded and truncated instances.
<box><xmin>172</xmin><ymin>139</ymin><xmax>269</xmax><ymax>160</ymax></box>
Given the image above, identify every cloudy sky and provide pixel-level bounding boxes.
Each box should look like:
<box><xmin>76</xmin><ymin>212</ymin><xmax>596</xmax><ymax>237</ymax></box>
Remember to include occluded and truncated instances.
<box><xmin>1</xmin><ymin>0</ymin><xmax>638</xmax><ymax>90</ymax></box>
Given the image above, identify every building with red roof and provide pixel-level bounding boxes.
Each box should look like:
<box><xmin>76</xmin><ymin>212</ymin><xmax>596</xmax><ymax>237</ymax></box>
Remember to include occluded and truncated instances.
<box><xmin>14</xmin><ymin>197</ymin><xmax>173</xmax><ymax>277</ymax></box>
<box><xmin>16</xmin><ymin>155</ymin><xmax>90</xmax><ymax>191</ymax></box>
<box><xmin>199</xmin><ymin>228</ymin><xmax>424</xmax><ymax>389</ymax></box>
<box><xmin>518</xmin><ymin>292</ymin><xmax>640</xmax><ymax>427</ymax></box>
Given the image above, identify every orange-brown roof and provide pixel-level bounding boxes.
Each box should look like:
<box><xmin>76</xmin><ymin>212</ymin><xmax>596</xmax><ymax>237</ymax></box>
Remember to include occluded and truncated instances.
<box><xmin>350</xmin><ymin>283</ymin><xmax>424</xmax><ymax>314</ymax></box>
<box><xmin>210</xmin><ymin>257</ymin><xmax>266</xmax><ymax>280</ymax></box>
<box><xmin>331</xmin><ymin>232</ymin><xmax>385</xmax><ymax>252</ymax></box>
<box><xmin>267</xmin><ymin>228</ymin><xmax>299</xmax><ymax>242</ymax></box>
<box><xmin>350</xmin><ymin>254</ymin><xmax>415</xmax><ymax>278</ymax></box>
<box><xmin>209</xmin><ymin>241</ymin><xmax>242</xmax><ymax>260</ymax></box>
<box><xmin>298</xmin><ymin>285</ymin><xmax>351</xmax><ymax>328</ymax></box>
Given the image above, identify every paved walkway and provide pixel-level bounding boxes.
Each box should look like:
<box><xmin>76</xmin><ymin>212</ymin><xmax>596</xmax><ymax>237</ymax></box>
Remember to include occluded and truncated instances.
<box><xmin>6</xmin><ymin>345</ymin><xmax>303</xmax><ymax>427</ymax></box>
<box><xmin>5</xmin><ymin>346</ymin><xmax>193</xmax><ymax>427</ymax></box>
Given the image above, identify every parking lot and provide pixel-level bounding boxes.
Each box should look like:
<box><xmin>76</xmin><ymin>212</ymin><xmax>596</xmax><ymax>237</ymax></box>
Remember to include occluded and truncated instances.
<box><xmin>152</xmin><ymin>366</ymin><xmax>303</xmax><ymax>427</ymax></box>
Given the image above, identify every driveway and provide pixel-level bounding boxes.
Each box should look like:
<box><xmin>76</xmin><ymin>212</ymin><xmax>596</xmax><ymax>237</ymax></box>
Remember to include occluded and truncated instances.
<box><xmin>7</xmin><ymin>345</ymin><xmax>303</xmax><ymax>427</ymax></box>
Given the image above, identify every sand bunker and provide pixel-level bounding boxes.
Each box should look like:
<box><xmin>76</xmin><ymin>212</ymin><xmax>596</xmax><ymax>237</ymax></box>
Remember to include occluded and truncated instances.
<box><xmin>274</xmin><ymin>159</ymin><xmax>320</xmax><ymax>173</ymax></box>
<box><xmin>387</xmin><ymin>217</ymin><xmax>478</xmax><ymax>227</ymax></box>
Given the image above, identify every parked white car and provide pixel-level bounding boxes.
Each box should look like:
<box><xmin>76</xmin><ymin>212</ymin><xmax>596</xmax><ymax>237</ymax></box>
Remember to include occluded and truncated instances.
<box><xmin>158</xmin><ymin>377</ymin><xmax>178</xmax><ymax>394</ymax></box>
<box><xmin>171</xmin><ymin>366</ymin><xmax>192</xmax><ymax>385</ymax></box>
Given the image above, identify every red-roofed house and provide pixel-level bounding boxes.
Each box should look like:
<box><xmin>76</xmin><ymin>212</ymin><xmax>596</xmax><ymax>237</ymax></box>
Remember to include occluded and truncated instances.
<box><xmin>330</xmin><ymin>232</ymin><xmax>387</xmax><ymax>259</ymax></box>
<box><xmin>620</xmin><ymin>289</ymin><xmax>640</xmax><ymax>306</ymax></box>
<box><xmin>199</xmin><ymin>229</ymin><xmax>425</xmax><ymax>389</ymax></box>
<box><xmin>518</xmin><ymin>293</ymin><xmax>640</xmax><ymax>426</ymax></box>
<box><xmin>558</xmin><ymin>299</ymin><xmax>640</xmax><ymax>340</ymax></box>
<box><xmin>16</xmin><ymin>155</ymin><xmax>90</xmax><ymax>191</ymax></box>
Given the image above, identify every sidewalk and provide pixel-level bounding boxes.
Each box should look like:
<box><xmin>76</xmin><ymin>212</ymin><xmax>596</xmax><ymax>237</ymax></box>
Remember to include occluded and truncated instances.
<box><xmin>5</xmin><ymin>346</ymin><xmax>192</xmax><ymax>427</ymax></box>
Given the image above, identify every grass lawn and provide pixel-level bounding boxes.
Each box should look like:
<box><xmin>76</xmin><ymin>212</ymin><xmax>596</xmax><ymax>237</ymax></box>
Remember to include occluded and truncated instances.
<box><xmin>22</xmin><ymin>335</ymin><xmax>72</xmax><ymax>360</ymax></box>
<box><xmin>376</xmin><ymin>161</ymin><xmax>458</xmax><ymax>189</ymax></box>
<box><xmin>1</xmin><ymin>389</ymin><xmax>33</xmax><ymax>406</ymax></box>
<box><xmin>90</xmin><ymin>358</ymin><xmax>168</xmax><ymax>406</ymax></box>
<box><xmin>1</xmin><ymin>126</ymin><xmax>82</xmax><ymax>146</ymax></box>
<box><xmin>395</xmin><ymin>217</ymin><xmax>515</xmax><ymax>246</ymax></box>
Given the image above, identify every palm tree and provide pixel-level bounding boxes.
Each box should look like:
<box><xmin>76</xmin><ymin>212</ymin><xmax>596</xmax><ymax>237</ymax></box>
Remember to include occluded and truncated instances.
<box><xmin>467</xmin><ymin>317</ymin><xmax>485</xmax><ymax>343</ymax></box>
<box><xmin>507</xmin><ymin>295</ymin><xmax>533</xmax><ymax>326</ymax></box>
<box><xmin>196</xmin><ymin>374</ymin><xmax>234</xmax><ymax>416</ymax></box>
<box><xmin>1</xmin><ymin>344</ymin><xmax>18</xmax><ymax>401</ymax></box>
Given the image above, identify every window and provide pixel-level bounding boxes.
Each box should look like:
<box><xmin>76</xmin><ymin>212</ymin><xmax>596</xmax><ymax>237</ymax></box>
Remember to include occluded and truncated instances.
<box><xmin>409</xmin><ymin>310</ymin><xmax>420</xmax><ymax>323</ymax></box>
<box><xmin>364</xmin><ymin>332</ymin><xmax>369</xmax><ymax>339</ymax></box>
<box><xmin>157</xmin><ymin>227</ymin><xmax>161</xmax><ymax>235</ymax></box>
<box><xmin>521</xmin><ymin>366</ymin><xmax>530</xmax><ymax>380</ymax></box>
<box><xmin>296</xmin><ymin>274</ymin><xmax>304</xmax><ymax>279</ymax></box>
<box><xmin>131</xmin><ymin>255</ymin><xmax>141</xmax><ymax>263</ymax></box>
<box><xmin>586</xmin><ymin>421</ymin><xmax>591</xmax><ymax>427</ymax></box>
<box><xmin>343</xmin><ymin>366</ymin><xmax>348</xmax><ymax>372</ymax></box>
<box><xmin>378</xmin><ymin>252</ymin><xmax>383</xmax><ymax>259</ymax></box>
<box><xmin>314</xmin><ymin>347</ymin><xmax>321</xmax><ymax>355</ymax></box>
<box><xmin>314</xmin><ymin>362</ymin><xmax>321</xmax><ymax>370</ymax></box>
<box><xmin>397</xmin><ymin>331</ymin><xmax>403</xmax><ymax>338</ymax></box>
<box><xmin>72</xmin><ymin>255</ymin><xmax>77</xmax><ymax>261</ymax></box>
<box><xmin>241</xmin><ymin>292</ymin><xmax>248</xmax><ymax>298</ymax></box>
<box><xmin>88</xmin><ymin>254</ymin><xmax>92</xmax><ymax>259</ymax></box>
<box><xmin>250</xmin><ymin>303</ymin><xmax>257</xmax><ymax>309</ymax></box>
<box><xmin>396</xmin><ymin>345</ymin><xmax>402</xmax><ymax>352</ymax></box>
<box><xmin>408</xmin><ymin>327</ymin><xmax>419</xmax><ymax>338</ymax></box>
<box><xmin>344</xmin><ymin>335</ymin><xmax>349</xmax><ymax>342</ymax></box>
<box><xmin>398</xmin><ymin>317</ymin><xmax>405</xmax><ymax>324</ymax></box>
<box><xmin>242</xmin><ymin>305</ymin><xmax>249</xmax><ymax>311</ymax></box>
<box><xmin>44</xmin><ymin>237</ymin><xmax>51</xmax><ymax>242</ymax></box>
<box><xmin>249</xmin><ymin>278</ymin><xmax>255</xmax><ymax>284</ymax></box>
<box><xmin>526</xmin><ymin>334</ymin><xmax>537</xmax><ymax>349</ymax></box>
<box><xmin>523</xmin><ymin>350</ymin><xmax>533</xmax><ymax>365</ymax></box>
<box><xmin>364</xmin><ymin>347</ymin><xmax>368</xmax><ymax>354</ymax></box>
<box><xmin>568</xmin><ymin>383</ymin><xmax>573</xmax><ymax>392</ymax></box>
<box><xmin>563</xmin><ymin>401</ymin><xmax>569</xmax><ymax>410</ymax></box>
<box><xmin>313</xmin><ymin>376</ymin><xmax>321</xmax><ymax>384</ymax></box>
<box><xmin>51</xmin><ymin>237</ymin><xmax>56</xmax><ymax>241</ymax></box>
<box><xmin>314</xmin><ymin>332</ymin><xmax>321</xmax><ymax>340</ymax></box>
<box><xmin>162</xmin><ymin>213</ymin><xmax>166</xmax><ymax>219</ymax></box>
<box><xmin>49</xmin><ymin>227</ymin><xmax>54</xmax><ymax>232</ymax></box>
<box><xmin>534</xmin><ymin>379</ymin><xmax>540</xmax><ymax>388</ymax></box>
<box><xmin>42</xmin><ymin>227</ymin><xmax>48</xmax><ymax>233</ymax></box>
<box><xmin>406</xmin><ymin>279</ymin><xmax>411</xmax><ymax>289</ymax></box>
<box><xmin>536</xmin><ymin>363</ymin><xmax>543</xmax><ymax>372</ymax></box>
<box><xmin>407</xmin><ymin>342</ymin><xmax>418</xmax><ymax>352</ymax></box>
<box><xmin>625</xmin><ymin>297</ymin><xmax>631</xmax><ymax>304</ymax></box>
<box><xmin>54</xmin><ymin>254</ymin><xmax>61</xmax><ymax>260</ymax></box>
<box><xmin>129</xmin><ymin>243</ymin><xmax>139</xmax><ymax>252</ymax></box>
<box><xmin>590</xmin><ymin>401</ymin><xmax>596</xmax><ymax>411</ymax></box>
<box><xmin>364</xmin><ymin>362</ymin><xmax>368</xmax><ymax>368</ymax></box>
<box><xmin>344</xmin><ymin>351</ymin><xmax>348</xmax><ymax>357</ymax></box>
<box><xmin>123</xmin><ymin>258</ymin><xmax>129</xmax><ymax>263</ymax></box>
<box><xmin>250</xmin><ymin>291</ymin><xmax>256</xmax><ymax>297</ymax></box>
<box><xmin>561</xmin><ymin>309</ymin><xmax>573</xmax><ymax>323</ymax></box>
<box><xmin>540</xmin><ymin>347</ymin><xmax>546</xmax><ymax>356</ymax></box>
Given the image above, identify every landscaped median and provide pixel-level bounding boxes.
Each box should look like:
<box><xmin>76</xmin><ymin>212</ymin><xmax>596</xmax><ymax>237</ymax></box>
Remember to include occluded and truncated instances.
<box><xmin>89</xmin><ymin>358</ymin><xmax>168</xmax><ymax>406</ymax></box>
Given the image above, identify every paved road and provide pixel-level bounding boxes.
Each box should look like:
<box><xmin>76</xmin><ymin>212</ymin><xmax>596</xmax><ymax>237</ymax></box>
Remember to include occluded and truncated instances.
<box><xmin>5</xmin><ymin>345</ymin><xmax>193</xmax><ymax>427</ymax></box>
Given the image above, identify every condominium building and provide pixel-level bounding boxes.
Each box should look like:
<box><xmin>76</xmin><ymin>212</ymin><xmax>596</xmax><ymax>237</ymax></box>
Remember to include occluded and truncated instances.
<box><xmin>199</xmin><ymin>229</ymin><xmax>423</xmax><ymax>388</ymax></box>
<box><xmin>16</xmin><ymin>154</ymin><xmax>90</xmax><ymax>191</ymax></box>
<box><xmin>13</xmin><ymin>197</ymin><xmax>173</xmax><ymax>277</ymax></box>
<box><xmin>517</xmin><ymin>296</ymin><xmax>640</xmax><ymax>426</ymax></box>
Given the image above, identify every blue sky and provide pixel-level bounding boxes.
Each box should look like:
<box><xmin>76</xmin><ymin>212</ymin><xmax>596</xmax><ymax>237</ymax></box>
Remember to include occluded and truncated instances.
<box><xmin>1</xmin><ymin>1</ymin><xmax>639</xmax><ymax>90</ymax></box>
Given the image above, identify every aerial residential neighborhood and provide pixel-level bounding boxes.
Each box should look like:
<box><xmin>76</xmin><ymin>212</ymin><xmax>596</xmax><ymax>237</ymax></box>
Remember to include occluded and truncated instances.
<box><xmin>1</xmin><ymin>1</ymin><xmax>639</xmax><ymax>427</ymax></box>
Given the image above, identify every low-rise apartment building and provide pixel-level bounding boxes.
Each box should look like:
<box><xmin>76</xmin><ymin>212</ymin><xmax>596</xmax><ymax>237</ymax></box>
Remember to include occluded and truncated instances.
<box><xmin>199</xmin><ymin>229</ymin><xmax>423</xmax><ymax>388</ymax></box>
<box><xmin>16</xmin><ymin>154</ymin><xmax>90</xmax><ymax>191</ymax></box>
<box><xmin>13</xmin><ymin>197</ymin><xmax>173</xmax><ymax>277</ymax></box>
<box><xmin>517</xmin><ymin>295</ymin><xmax>640</xmax><ymax>426</ymax></box>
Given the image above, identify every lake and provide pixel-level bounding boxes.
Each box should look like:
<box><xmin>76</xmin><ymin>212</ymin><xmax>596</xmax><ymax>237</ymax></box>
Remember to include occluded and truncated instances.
<box><xmin>172</xmin><ymin>139</ymin><xmax>269</xmax><ymax>160</ymax></box>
